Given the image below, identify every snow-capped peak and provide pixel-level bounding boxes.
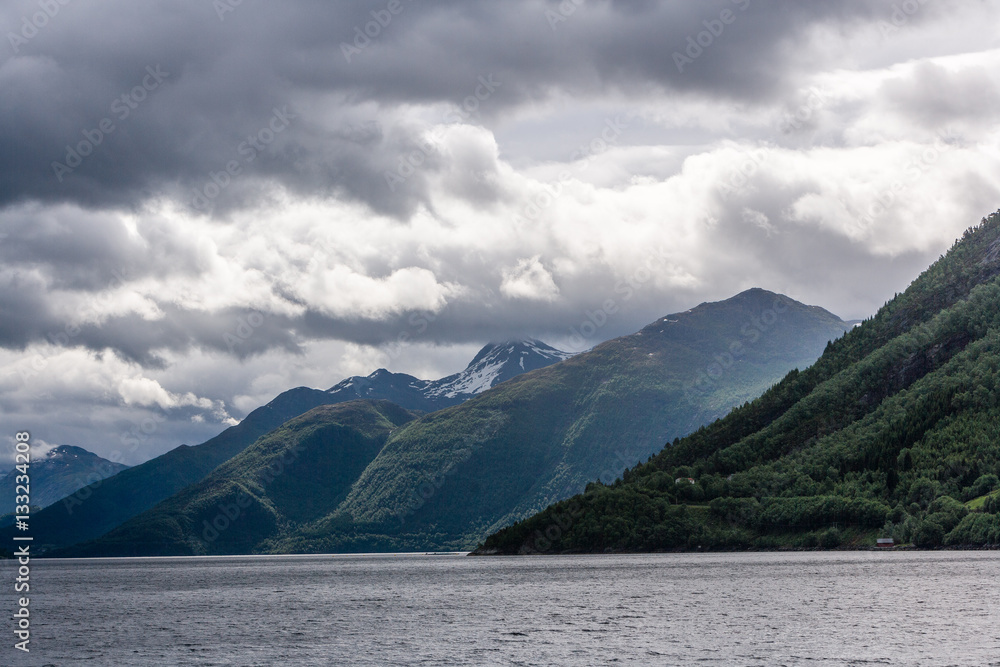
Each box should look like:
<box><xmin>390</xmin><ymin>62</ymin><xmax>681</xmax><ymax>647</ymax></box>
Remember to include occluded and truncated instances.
<box><xmin>323</xmin><ymin>338</ymin><xmax>573</xmax><ymax>410</ymax></box>
<box><xmin>424</xmin><ymin>339</ymin><xmax>573</xmax><ymax>399</ymax></box>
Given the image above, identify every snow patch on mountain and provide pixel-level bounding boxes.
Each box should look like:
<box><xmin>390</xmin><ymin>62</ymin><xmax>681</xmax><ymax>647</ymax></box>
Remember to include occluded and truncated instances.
<box><xmin>424</xmin><ymin>339</ymin><xmax>573</xmax><ymax>399</ymax></box>
<box><xmin>429</xmin><ymin>357</ymin><xmax>506</xmax><ymax>398</ymax></box>
<box><xmin>324</xmin><ymin>338</ymin><xmax>573</xmax><ymax>410</ymax></box>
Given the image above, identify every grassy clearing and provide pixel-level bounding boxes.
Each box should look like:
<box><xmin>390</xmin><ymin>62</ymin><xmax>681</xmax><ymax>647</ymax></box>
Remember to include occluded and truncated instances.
<box><xmin>966</xmin><ymin>489</ymin><xmax>1000</xmax><ymax>511</ymax></box>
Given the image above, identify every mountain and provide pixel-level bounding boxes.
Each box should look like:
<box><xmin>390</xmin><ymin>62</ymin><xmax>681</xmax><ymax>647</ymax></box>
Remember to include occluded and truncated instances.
<box><xmin>0</xmin><ymin>445</ymin><xmax>128</xmax><ymax>516</ymax></box>
<box><xmin>58</xmin><ymin>401</ymin><xmax>417</xmax><ymax>557</ymax></box>
<box><xmin>319</xmin><ymin>289</ymin><xmax>851</xmax><ymax>550</ymax></box>
<box><xmin>64</xmin><ymin>290</ymin><xmax>852</xmax><ymax>556</ymax></box>
<box><xmin>476</xmin><ymin>210</ymin><xmax>1000</xmax><ymax>555</ymax></box>
<box><xmin>0</xmin><ymin>387</ymin><xmax>340</xmax><ymax>551</ymax></box>
<box><xmin>6</xmin><ymin>339</ymin><xmax>567</xmax><ymax>553</ymax></box>
<box><xmin>324</xmin><ymin>339</ymin><xmax>573</xmax><ymax>412</ymax></box>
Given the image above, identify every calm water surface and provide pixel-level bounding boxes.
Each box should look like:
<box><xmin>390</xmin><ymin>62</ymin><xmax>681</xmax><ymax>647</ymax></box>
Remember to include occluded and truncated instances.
<box><xmin>2</xmin><ymin>551</ymin><xmax>998</xmax><ymax>666</ymax></box>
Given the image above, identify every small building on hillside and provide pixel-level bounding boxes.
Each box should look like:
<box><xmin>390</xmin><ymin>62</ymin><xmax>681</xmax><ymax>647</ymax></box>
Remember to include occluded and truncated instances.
<box><xmin>876</xmin><ymin>537</ymin><xmax>894</xmax><ymax>548</ymax></box>
<box><xmin>675</xmin><ymin>477</ymin><xmax>696</xmax><ymax>485</ymax></box>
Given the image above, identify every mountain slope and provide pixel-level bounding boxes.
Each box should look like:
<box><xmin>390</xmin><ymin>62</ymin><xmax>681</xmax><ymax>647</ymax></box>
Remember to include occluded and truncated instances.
<box><xmin>0</xmin><ymin>445</ymin><xmax>128</xmax><ymax>516</ymax></box>
<box><xmin>5</xmin><ymin>339</ymin><xmax>565</xmax><ymax>553</ymax></box>
<box><xmin>324</xmin><ymin>339</ymin><xmax>572</xmax><ymax>411</ymax></box>
<box><xmin>58</xmin><ymin>290</ymin><xmax>851</xmax><ymax>556</ymax></box>
<box><xmin>314</xmin><ymin>289</ymin><xmax>850</xmax><ymax>550</ymax></box>
<box><xmin>0</xmin><ymin>386</ymin><xmax>339</xmax><ymax>551</ymax></box>
<box><xmin>476</xmin><ymin>210</ymin><xmax>1000</xmax><ymax>554</ymax></box>
<box><xmin>58</xmin><ymin>401</ymin><xmax>418</xmax><ymax>557</ymax></box>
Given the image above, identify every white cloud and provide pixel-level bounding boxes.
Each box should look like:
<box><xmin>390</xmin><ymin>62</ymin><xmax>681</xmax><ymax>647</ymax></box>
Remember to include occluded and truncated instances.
<box><xmin>307</xmin><ymin>266</ymin><xmax>462</xmax><ymax>319</ymax></box>
<box><xmin>500</xmin><ymin>256</ymin><xmax>560</xmax><ymax>301</ymax></box>
<box><xmin>742</xmin><ymin>208</ymin><xmax>776</xmax><ymax>237</ymax></box>
<box><xmin>4</xmin><ymin>1</ymin><xmax>1000</xmax><ymax>463</ymax></box>
<box><xmin>116</xmin><ymin>375</ymin><xmax>218</xmax><ymax>412</ymax></box>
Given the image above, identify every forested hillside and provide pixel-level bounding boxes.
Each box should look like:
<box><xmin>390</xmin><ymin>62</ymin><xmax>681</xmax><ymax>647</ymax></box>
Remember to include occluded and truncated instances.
<box><xmin>57</xmin><ymin>289</ymin><xmax>850</xmax><ymax>555</ymax></box>
<box><xmin>57</xmin><ymin>401</ymin><xmax>418</xmax><ymax>556</ymax></box>
<box><xmin>477</xmin><ymin>211</ymin><xmax>1000</xmax><ymax>554</ymax></box>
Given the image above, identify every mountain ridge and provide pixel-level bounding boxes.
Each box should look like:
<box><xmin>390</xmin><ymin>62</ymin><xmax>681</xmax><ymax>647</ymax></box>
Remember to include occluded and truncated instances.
<box><xmin>0</xmin><ymin>445</ymin><xmax>128</xmax><ymax>517</ymax></box>
<box><xmin>2</xmin><ymin>338</ymin><xmax>569</xmax><ymax>552</ymax></box>
<box><xmin>329</xmin><ymin>288</ymin><xmax>850</xmax><ymax>546</ymax></box>
<box><xmin>324</xmin><ymin>339</ymin><xmax>572</xmax><ymax>411</ymax></box>
<box><xmin>61</xmin><ymin>289</ymin><xmax>854</xmax><ymax>556</ymax></box>
<box><xmin>56</xmin><ymin>401</ymin><xmax>419</xmax><ymax>557</ymax></box>
<box><xmin>475</xmin><ymin>210</ymin><xmax>1000</xmax><ymax>554</ymax></box>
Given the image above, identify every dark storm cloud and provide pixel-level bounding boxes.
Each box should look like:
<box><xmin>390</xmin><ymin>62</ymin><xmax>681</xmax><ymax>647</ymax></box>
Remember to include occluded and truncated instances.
<box><xmin>0</xmin><ymin>0</ymin><xmax>992</xmax><ymax>362</ymax></box>
<box><xmin>4</xmin><ymin>0</ymin><xmax>997</xmax><ymax>465</ymax></box>
<box><xmin>0</xmin><ymin>204</ymin><xmax>209</xmax><ymax>290</ymax></box>
<box><xmin>66</xmin><ymin>305</ymin><xmax>305</xmax><ymax>367</ymax></box>
<box><xmin>0</xmin><ymin>270</ymin><xmax>61</xmax><ymax>349</ymax></box>
<box><xmin>1</xmin><ymin>0</ymin><xmax>928</xmax><ymax>218</ymax></box>
<box><xmin>4</xmin><ymin>303</ymin><xmax>304</xmax><ymax>368</ymax></box>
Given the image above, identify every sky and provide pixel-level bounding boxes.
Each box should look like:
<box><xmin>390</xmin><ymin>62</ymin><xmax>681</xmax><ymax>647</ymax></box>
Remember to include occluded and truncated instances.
<box><xmin>2</xmin><ymin>0</ymin><xmax>1000</xmax><ymax>464</ymax></box>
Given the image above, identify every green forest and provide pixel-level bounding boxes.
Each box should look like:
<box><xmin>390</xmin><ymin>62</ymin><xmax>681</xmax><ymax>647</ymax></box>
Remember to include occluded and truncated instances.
<box><xmin>57</xmin><ymin>285</ymin><xmax>848</xmax><ymax>556</ymax></box>
<box><xmin>477</xmin><ymin>211</ymin><xmax>1000</xmax><ymax>554</ymax></box>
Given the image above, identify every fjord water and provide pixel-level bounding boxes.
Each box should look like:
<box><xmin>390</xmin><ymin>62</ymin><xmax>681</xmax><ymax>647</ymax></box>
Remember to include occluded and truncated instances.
<box><xmin>5</xmin><ymin>552</ymin><xmax>998</xmax><ymax>666</ymax></box>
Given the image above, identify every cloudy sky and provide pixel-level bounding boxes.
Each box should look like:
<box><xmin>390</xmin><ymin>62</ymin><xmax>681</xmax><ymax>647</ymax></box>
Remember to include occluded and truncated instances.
<box><xmin>2</xmin><ymin>0</ymin><xmax>1000</xmax><ymax>464</ymax></box>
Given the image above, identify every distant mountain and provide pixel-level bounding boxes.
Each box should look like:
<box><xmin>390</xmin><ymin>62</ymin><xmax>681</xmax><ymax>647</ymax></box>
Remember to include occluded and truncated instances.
<box><xmin>477</xmin><ymin>210</ymin><xmax>1000</xmax><ymax>554</ymax></box>
<box><xmin>9</xmin><ymin>339</ymin><xmax>568</xmax><ymax>553</ymax></box>
<box><xmin>59</xmin><ymin>401</ymin><xmax>418</xmax><ymax>557</ymax></box>
<box><xmin>62</xmin><ymin>289</ymin><xmax>853</xmax><ymax>556</ymax></box>
<box><xmin>325</xmin><ymin>339</ymin><xmax>573</xmax><ymax>412</ymax></box>
<box><xmin>0</xmin><ymin>445</ymin><xmax>128</xmax><ymax>516</ymax></box>
<box><xmin>0</xmin><ymin>387</ymin><xmax>341</xmax><ymax>551</ymax></box>
<box><xmin>322</xmin><ymin>289</ymin><xmax>852</xmax><ymax>551</ymax></box>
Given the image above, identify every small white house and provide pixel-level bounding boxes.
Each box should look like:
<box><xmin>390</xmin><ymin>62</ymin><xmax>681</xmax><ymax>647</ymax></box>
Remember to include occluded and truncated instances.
<box><xmin>876</xmin><ymin>537</ymin><xmax>894</xmax><ymax>547</ymax></box>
